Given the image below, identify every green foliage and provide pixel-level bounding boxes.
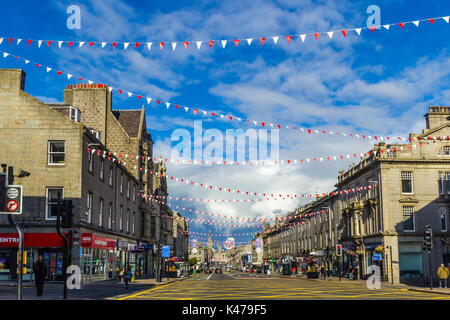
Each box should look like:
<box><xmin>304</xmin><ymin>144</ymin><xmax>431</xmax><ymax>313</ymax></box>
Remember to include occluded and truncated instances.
<box><xmin>188</xmin><ymin>257</ymin><xmax>198</xmax><ymax>266</ymax></box>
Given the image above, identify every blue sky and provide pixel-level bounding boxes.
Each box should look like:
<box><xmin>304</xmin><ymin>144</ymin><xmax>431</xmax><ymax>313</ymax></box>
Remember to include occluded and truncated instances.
<box><xmin>2</xmin><ymin>0</ymin><xmax>450</xmax><ymax>248</ymax></box>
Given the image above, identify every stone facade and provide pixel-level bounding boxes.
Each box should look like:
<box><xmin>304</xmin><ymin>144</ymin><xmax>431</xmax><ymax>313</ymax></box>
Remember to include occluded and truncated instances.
<box><xmin>0</xmin><ymin>69</ymin><xmax>177</xmax><ymax>281</ymax></box>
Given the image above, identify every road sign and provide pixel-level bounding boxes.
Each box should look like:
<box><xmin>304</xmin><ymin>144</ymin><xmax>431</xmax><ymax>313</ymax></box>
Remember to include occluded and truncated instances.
<box><xmin>372</xmin><ymin>253</ymin><xmax>383</xmax><ymax>261</ymax></box>
<box><xmin>162</xmin><ymin>245</ymin><xmax>170</xmax><ymax>258</ymax></box>
<box><xmin>7</xmin><ymin>188</ymin><xmax>19</xmax><ymax>199</ymax></box>
<box><xmin>1</xmin><ymin>185</ymin><xmax>23</xmax><ymax>215</ymax></box>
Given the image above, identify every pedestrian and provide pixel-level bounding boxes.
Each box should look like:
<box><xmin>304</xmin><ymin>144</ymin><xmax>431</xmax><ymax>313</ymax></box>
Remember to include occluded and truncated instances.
<box><xmin>32</xmin><ymin>255</ymin><xmax>47</xmax><ymax>297</ymax></box>
<box><xmin>348</xmin><ymin>266</ymin><xmax>353</xmax><ymax>280</ymax></box>
<box><xmin>292</xmin><ymin>266</ymin><xmax>296</xmax><ymax>276</ymax></box>
<box><xmin>123</xmin><ymin>266</ymin><xmax>132</xmax><ymax>289</ymax></box>
<box><xmin>437</xmin><ymin>263</ymin><xmax>449</xmax><ymax>288</ymax></box>
<box><xmin>353</xmin><ymin>266</ymin><xmax>358</xmax><ymax>280</ymax></box>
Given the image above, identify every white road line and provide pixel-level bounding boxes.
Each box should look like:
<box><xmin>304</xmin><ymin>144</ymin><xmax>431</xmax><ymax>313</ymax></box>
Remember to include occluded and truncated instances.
<box><xmin>207</xmin><ymin>273</ymin><xmax>214</xmax><ymax>280</ymax></box>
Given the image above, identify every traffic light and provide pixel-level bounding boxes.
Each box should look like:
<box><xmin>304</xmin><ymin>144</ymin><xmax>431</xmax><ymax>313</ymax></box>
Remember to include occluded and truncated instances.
<box><xmin>424</xmin><ymin>225</ymin><xmax>433</xmax><ymax>249</ymax></box>
<box><xmin>61</xmin><ymin>200</ymin><xmax>74</xmax><ymax>228</ymax></box>
<box><xmin>336</xmin><ymin>244</ymin><xmax>342</xmax><ymax>256</ymax></box>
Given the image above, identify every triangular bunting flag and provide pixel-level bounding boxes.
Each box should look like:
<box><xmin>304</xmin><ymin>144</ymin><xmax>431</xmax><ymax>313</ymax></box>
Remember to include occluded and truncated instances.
<box><xmin>79</xmin><ymin>41</ymin><xmax>85</xmax><ymax>47</ymax></box>
<box><xmin>196</xmin><ymin>41</ymin><xmax>202</xmax><ymax>50</ymax></box>
<box><xmin>147</xmin><ymin>42</ymin><xmax>152</xmax><ymax>50</ymax></box>
<box><xmin>412</xmin><ymin>21</ymin><xmax>420</xmax><ymax>27</ymax></box>
<box><xmin>272</xmin><ymin>36</ymin><xmax>279</xmax><ymax>44</ymax></box>
<box><xmin>124</xmin><ymin>42</ymin><xmax>129</xmax><ymax>50</ymax></box>
<box><xmin>443</xmin><ymin>16</ymin><xmax>450</xmax><ymax>23</ymax></box>
<box><xmin>246</xmin><ymin>38</ymin><xmax>253</xmax><ymax>45</ymax></box>
<box><xmin>327</xmin><ymin>31</ymin><xmax>333</xmax><ymax>39</ymax></box>
<box><xmin>172</xmin><ymin>42</ymin><xmax>177</xmax><ymax>50</ymax></box>
<box><xmin>221</xmin><ymin>40</ymin><xmax>227</xmax><ymax>48</ymax></box>
<box><xmin>300</xmin><ymin>34</ymin><xmax>306</xmax><ymax>42</ymax></box>
<box><xmin>355</xmin><ymin>28</ymin><xmax>362</xmax><ymax>35</ymax></box>
<box><xmin>101</xmin><ymin>42</ymin><xmax>106</xmax><ymax>48</ymax></box>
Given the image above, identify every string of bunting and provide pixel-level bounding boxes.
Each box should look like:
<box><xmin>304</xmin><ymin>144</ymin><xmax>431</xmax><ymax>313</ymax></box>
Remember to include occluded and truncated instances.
<box><xmin>189</xmin><ymin>231</ymin><xmax>259</xmax><ymax>237</ymax></box>
<box><xmin>1</xmin><ymin>15</ymin><xmax>448</xmax><ymax>51</ymax></box>
<box><xmin>0</xmin><ymin>49</ymin><xmax>411</xmax><ymax>143</ymax></box>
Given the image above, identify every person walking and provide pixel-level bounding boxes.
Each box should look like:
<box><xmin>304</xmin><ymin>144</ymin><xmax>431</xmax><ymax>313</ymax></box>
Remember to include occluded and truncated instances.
<box><xmin>348</xmin><ymin>266</ymin><xmax>353</xmax><ymax>280</ymax></box>
<box><xmin>437</xmin><ymin>263</ymin><xmax>449</xmax><ymax>288</ymax></box>
<box><xmin>353</xmin><ymin>266</ymin><xmax>359</xmax><ymax>281</ymax></box>
<box><xmin>123</xmin><ymin>266</ymin><xmax>132</xmax><ymax>289</ymax></box>
<box><xmin>32</xmin><ymin>255</ymin><xmax>47</xmax><ymax>297</ymax></box>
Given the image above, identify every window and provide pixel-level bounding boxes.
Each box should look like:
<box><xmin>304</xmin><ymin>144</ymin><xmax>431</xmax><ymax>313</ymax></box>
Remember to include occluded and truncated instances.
<box><xmin>132</xmin><ymin>212</ymin><xmax>136</xmax><ymax>234</ymax></box>
<box><xmin>100</xmin><ymin>159</ymin><xmax>104</xmax><ymax>180</ymax></box>
<box><xmin>109</xmin><ymin>167</ymin><xmax>113</xmax><ymax>186</ymax></box>
<box><xmin>127</xmin><ymin>180</ymin><xmax>130</xmax><ymax>199</ymax></box>
<box><xmin>48</xmin><ymin>141</ymin><xmax>65</xmax><ymax>165</ymax></box>
<box><xmin>119</xmin><ymin>206</ymin><xmax>123</xmax><ymax>231</ymax></box>
<box><xmin>99</xmin><ymin>198</ymin><xmax>104</xmax><ymax>227</ymax></box>
<box><xmin>120</xmin><ymin>174</ymin><xmax>123</xmax><ymax>194</ymax></box>
<box><xmin>88</xmin><ymin>149</ymin><xmax>93</xmax><ymax>173</ymax></box>
<box><xmin>90</xmin><ymin>129</ymin><xmax>101</xmax><ymax>142</ymax></box>
<box><xmin>87</xmin><ymin>192</ymin><xmax>93</xmax><ymax>224</ymax></box>
<box><xmin>443</xmin><ymin>146</ymin><xmax>450</xmax><ymax>156</ymax></box>
<box><xmin>401</xmin><ymin>172</ymin><xmax>413</xmax><ymax>194</ymax></box>
<box><xmin>440</xmin><ymin>207</ymin><xmax>448</xmax><ymax>232</ymax></box>
<box><xmin>70</xmin><ymin>107</ymin><xmax>81</xmax><ymax>122</ymax></box>
<box><xmin>402</xmin><ymin>206</ymin><xmax>415</xmax><ymax>231</ymax></box>
<box><xmin>133</xmin><ymin>185</ymin><xmax>136</xmax><ymax>202</ymax></box>
<box><xmin>126</xmin><ymin>209</ymin><xmax>130</xmax><ymax>232</ymax></box>
<box><xmin>108</xmin><ymin>203</ymin><xmax>112</xmax><ymax>230</ymax></box>
<box><xmin>438</xmin><ymin>172</ymin><xmax>450</xmax><ymax>195</ymax></box>
<box><xmin>46</xmin><ymin>188</ymin><xmax>63</xmax><ymax>220</ymax></box>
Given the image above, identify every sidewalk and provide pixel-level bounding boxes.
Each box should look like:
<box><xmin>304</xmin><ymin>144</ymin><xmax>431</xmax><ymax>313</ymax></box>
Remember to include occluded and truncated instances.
<box><xmin>266</xmin><ymin>272</ymin><xmax>450</xmax><ymax>295</ymax></box>
<box><xmin>0</xmin><ymin>274</ymin><xmax>195</xmax><ymax>300</ymax></box>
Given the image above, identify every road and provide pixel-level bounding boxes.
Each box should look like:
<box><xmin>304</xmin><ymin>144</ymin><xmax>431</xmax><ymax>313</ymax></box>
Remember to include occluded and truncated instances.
<box><xmin>114</xmin><ymin>271</ymin><xmax>450</xmax><ymax>300</ymax></box>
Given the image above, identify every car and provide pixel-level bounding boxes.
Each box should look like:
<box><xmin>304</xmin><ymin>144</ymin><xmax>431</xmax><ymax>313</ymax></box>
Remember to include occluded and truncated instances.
<box><xmin>215</xmin><ymin>268</ymin><xmax>222</xmax><ymax>274</ymax></box>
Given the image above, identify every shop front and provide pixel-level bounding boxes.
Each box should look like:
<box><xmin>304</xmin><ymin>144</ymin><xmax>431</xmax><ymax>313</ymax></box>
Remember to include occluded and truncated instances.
<box><xmin>129</xmin><ymin>243</ymin><xmax>145</xmax><ymax>277</ymax></box>
<box><xmin>364</xmin><ymin>242</ymin><xmax>385</xmax><ymax>281</ymax></box>
<box><xmin>0</xmin><ymin>233</ymin><xmax>64</xmax><ymax>282</ymax></box>
<box><xmin>80</xmin><ymin>233</ymin><xmax>116</xmax><ymax>282</ymax></box>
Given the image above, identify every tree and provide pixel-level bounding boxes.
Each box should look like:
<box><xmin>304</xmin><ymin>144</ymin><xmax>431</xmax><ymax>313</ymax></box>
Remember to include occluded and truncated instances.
<box><xmin>188</xmin><ymin>257</ymin><xmax>198</xmax><ymax>267</ymax></box>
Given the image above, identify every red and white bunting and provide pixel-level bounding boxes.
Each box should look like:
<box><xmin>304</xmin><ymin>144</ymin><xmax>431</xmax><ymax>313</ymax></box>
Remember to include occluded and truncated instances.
<box><xmin>1</xmin><ymin>49</ymin><xmax>416</xmax><ymax>143</ymax></box>
<box><xmin>1</xmin><ymin>15</ymin><xmax>447</xmax><ymax>51</ymax></box>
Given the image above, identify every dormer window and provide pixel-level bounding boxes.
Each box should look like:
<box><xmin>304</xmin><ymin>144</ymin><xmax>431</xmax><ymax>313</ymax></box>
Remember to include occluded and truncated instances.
<box><xmin>90</xmin><ymin>129</ymin><xmax>101</xmax><ymax>142</ymax></box>
<box><xmin>70</xmin><ymin>107</ymin><xmax>81</xmax><ymax>122</ymax></box>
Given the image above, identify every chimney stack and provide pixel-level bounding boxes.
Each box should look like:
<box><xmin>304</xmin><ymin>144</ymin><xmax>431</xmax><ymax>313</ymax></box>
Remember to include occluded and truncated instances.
<box><xmin>0</xmin><ymin>69</ymin><xmax>26</xmax><ymax>90</ymax></box>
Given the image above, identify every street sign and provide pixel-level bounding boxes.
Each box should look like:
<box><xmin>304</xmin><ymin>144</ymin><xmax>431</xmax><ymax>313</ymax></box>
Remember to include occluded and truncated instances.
<box><xmin>162</xmin><ymin>245</ymin><xmax>170</xmax><ymax>258</ymax></box>
<box><xmin>1</xmin><ymin>185</ymin><xmax>23</xmax><ymax>215</ymax></box>
<box><xmin>373</xmin><ymin>253</ymin><xmax>383</xmax><ymax>261</ymax></box>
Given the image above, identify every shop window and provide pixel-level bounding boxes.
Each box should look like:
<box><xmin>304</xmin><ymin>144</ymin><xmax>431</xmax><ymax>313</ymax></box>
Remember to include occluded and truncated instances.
<box><xmin>402</xmin><ymin>206</ymin><xmax>415</xmax><ymax>231</ymax></box>
<box><xmin>48</xmin><ymin>141</ymin><xmax>65</xmax><ymax>165</ymax></box>
<box><xmin>440</xmin><ymin>207</ymin><xmax>448</xmax><ymax>232</ymax></box>
<box><xmin>401</xmin><ymin>172</ymin><xmax>413</xmax><ymax>194</ymax></box>
<box><xmin>46</xmin><ymin>188</ymin><xmax>64</xmax><ymax>220</ymax></box>
<box><xmin>438</xmin><ymin>172</ymin><xmax>450</xmax><ymax>195</ymax></box>
<box><xmin>399</xmin><ymin>242</ymin><xmax>423</xmax><ymax>277</ymax></box>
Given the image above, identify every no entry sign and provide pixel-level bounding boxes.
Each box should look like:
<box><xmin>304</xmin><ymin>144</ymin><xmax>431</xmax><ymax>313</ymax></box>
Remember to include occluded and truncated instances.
<box><xmin>6</xmin><ymin>200</ymin><xmax>18</xmax><ymax>211</ymax></box>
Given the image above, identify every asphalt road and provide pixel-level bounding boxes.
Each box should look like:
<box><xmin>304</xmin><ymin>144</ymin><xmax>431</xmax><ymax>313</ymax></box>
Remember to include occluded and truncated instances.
<box><xmin>115</xmin><ymin>272</ymin><xmax>450</xmax><ymax>300</ymax></box>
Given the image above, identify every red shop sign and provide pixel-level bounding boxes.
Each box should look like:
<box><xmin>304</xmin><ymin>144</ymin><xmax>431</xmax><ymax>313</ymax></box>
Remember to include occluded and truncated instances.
<box><xmin>81</xmin><ymin>233</ymin><xmax>115</xmax><ymax>250</ymax></box>
<box><xmin>0</xmin><ymin>233</ymin><xmax>64</xmax><ymax>248</ymax></box>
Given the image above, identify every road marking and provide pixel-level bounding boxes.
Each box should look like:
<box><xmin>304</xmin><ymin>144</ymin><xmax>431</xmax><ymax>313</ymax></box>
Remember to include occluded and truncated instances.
<box><xmin>207</xmin><ymin>273</ymin><xmax>214</xmax><ymax>280</ymax></box>
<box><xmin>117</xmin><ymin>281</ymin><xmax>178</xmax><ymax>300</ymax></box>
